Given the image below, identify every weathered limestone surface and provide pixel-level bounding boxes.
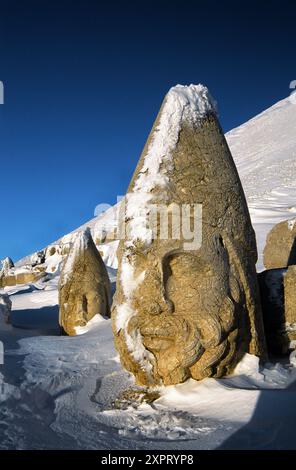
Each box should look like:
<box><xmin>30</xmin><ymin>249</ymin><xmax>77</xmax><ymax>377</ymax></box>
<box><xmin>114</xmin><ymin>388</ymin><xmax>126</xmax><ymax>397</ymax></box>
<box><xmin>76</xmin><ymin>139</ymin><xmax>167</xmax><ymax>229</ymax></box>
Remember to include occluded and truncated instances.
<box><xmin>263</xmin><ymin>218</ymin><xmax>296</xmax><ymax>269</ymax></box>
<box><xmin>59</xmin><ymin>228</ymin><xmax>111</xmax><ymax>336</ymax></box>
<box><xmin>112</xmin><ymin>84</ymin><xmax>266</xmax><ymax>386</ymax></box>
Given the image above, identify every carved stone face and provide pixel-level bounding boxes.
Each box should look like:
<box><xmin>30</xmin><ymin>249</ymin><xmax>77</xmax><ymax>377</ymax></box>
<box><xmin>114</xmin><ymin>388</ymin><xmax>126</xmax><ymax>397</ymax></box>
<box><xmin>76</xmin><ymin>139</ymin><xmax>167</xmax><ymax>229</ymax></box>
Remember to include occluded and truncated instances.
<box><xmin>121</xmin><ymin>234</ymin><xmax>249</xmax><ymax>385</ymax></box>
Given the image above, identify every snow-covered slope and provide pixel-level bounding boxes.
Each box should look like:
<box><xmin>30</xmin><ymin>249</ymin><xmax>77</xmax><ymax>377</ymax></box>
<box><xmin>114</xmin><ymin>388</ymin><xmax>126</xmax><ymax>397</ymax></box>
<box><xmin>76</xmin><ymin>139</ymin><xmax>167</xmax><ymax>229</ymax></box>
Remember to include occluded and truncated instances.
<box><xmin>226</xmin><ymin>95</ymin><xmax>296</xmax><ymax>270</ymax></box>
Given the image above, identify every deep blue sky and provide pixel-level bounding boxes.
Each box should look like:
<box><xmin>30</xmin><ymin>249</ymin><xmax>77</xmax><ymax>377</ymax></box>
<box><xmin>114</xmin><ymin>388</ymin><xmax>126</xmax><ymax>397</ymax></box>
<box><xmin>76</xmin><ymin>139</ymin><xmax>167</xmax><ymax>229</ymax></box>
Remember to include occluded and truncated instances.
<box><xmin>0</xmin><ymin>0</ymin><xmax>295</xmax><ymax>261</ymax></box>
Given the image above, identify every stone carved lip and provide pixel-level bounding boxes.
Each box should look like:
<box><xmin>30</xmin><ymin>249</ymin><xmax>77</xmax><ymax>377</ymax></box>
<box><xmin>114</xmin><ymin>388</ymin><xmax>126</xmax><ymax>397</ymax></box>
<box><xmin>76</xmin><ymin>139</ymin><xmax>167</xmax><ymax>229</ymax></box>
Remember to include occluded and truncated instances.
<box><xmin>140</xmin><ymin>321</ymin><xmax>178</xmax><ymax>351</ymax></box>
<box><xmin>142</xmin><ymin>335</ymin><xmax>174</xmax><ymax>352</ymax></box>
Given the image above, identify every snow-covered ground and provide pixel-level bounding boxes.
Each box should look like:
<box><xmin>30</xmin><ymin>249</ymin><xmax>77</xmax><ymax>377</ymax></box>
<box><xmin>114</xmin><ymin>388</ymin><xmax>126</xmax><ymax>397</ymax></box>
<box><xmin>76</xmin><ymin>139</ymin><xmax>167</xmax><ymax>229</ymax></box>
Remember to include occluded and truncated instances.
<box><xmin>1</xmin><ymin>94</ymin><xmax>296</xmax><ymax>450</ymax></box>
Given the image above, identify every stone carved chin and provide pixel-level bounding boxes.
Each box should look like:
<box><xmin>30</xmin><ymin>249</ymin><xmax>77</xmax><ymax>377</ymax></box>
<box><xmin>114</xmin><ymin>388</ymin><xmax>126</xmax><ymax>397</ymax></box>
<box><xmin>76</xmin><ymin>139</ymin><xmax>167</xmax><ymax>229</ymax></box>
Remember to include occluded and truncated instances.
<box><xmin>135</xmin><ymin>298</ymin><xmax>242</xmax><ymax>385</ymax></box>
<box><xmin>139</xmin><ymin>314</ymin><xmax>204</xmax><ymax>385</ymax></box>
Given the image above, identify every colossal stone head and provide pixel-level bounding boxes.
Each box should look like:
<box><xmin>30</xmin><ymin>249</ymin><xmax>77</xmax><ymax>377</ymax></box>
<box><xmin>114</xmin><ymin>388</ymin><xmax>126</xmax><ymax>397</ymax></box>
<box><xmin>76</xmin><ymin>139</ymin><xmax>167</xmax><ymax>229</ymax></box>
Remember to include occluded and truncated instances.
<box><xmin>112</xmin><ymin>84</ymin><xmax>266</xmax><ymax>386</ymax></box>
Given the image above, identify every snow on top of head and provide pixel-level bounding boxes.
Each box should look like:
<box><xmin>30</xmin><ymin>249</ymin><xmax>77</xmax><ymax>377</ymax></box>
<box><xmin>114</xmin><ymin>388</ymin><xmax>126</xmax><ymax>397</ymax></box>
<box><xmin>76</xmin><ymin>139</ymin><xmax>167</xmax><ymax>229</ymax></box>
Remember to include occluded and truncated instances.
<box><xmin>168</xmin><ymin>84</ymin><xmax>216</xmax><ymax>121</ymax></box>
<box><xmin>126</xmin><ymin>83</ymin><xmax>216</xmax><ymax>245</ymax></box>
<box><xmin>133</xmin><ymin>83</ymin><xmax>216</xmax><ymax>194</ymax></box>
<box><xmin>69</xmin><ymin>227</ymin><xmax>92</xmax><ymax>256</ymax></box>
<box><xmin>60</xmin><ymin>228</ymin><xmax>92</xmax><ymax>284</ymax></box>
<box><xmin>79</xmin><ymin>226</ymin><xmax>92</xmax><ymax>244</ymax></box>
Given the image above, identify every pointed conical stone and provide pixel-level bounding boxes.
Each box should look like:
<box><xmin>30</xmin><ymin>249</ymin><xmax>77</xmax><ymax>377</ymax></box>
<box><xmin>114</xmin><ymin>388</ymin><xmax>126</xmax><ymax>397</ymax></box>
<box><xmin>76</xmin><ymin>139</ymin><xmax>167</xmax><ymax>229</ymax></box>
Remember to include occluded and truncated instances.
<box><xmin>59</xmin><ymin>228</ymin><xmax>111</xmax><ymax>335</ymax></box>
<box><xmin>112</xmin><ymin>84</ymin><xmax>266</xmax><ymax>386</ymax></box>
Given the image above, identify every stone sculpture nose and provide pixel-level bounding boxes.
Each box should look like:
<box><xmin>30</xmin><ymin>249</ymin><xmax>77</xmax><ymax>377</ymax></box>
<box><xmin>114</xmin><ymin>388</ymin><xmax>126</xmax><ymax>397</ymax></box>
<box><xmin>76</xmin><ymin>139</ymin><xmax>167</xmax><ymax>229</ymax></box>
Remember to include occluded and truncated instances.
<box><xmin>147</xmin><ymin>298</ymin><xmax>174</xmax><ymax>316</ymax></box>
<box><xmin>142</xmin><ymin>261</ymin><xmax>175</xmax><ymax>316</ymax></box>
